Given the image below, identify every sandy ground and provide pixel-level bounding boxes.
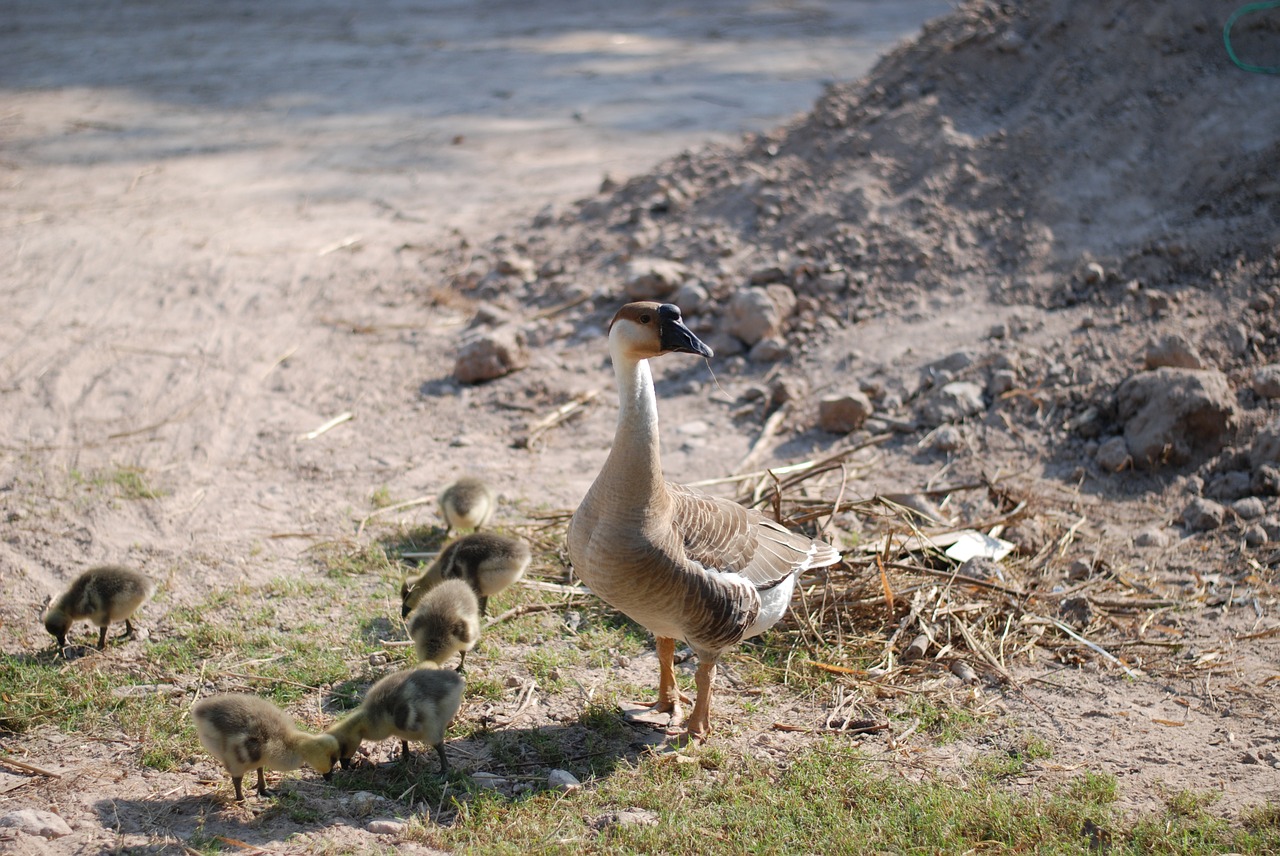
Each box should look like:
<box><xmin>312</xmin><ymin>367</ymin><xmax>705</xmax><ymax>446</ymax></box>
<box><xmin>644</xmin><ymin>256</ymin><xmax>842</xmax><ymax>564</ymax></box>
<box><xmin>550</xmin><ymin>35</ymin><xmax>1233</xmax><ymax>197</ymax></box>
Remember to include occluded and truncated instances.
<box><xmin>3</xmin><ymin>0</ymin><xmax>1280</xmax><ymax>853</ymax></box>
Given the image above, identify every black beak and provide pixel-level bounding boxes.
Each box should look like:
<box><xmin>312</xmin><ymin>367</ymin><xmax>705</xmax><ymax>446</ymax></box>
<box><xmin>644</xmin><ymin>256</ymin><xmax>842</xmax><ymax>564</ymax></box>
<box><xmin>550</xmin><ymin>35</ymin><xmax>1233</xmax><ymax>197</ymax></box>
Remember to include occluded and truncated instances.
<box><xmin>323</xmin><ymin>770</ymin><xmax>334</xmax><ymax>781</ymax></box>
<box><xmin>340</xmin><ymin>757</ymin><xmax>353</xmax><ymax>771</ymax></box>
<box><xmin>400</xmin><ymin>604</ymin><xmax>411</xmax><ymax>619</ymax></box>
<box><xmin>657</xmin><ymin>304</ymin><xmax>713</xmax><ymax>358</ymax></box>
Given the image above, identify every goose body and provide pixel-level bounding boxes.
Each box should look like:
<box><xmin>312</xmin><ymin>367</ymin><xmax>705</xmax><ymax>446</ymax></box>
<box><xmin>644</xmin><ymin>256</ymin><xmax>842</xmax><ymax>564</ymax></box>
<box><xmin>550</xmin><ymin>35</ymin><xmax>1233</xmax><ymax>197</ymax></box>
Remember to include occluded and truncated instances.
<box><xmin>325</xmin><ymin>666</ymin><xmax>465</xmax><ymax>772</ymax></box>
<box><xmin>567</xmin><ymin>302</ymin><xmax>840</xmax><ymax>738</ymax></box>
<box><xmin>43</xmin><ymin>565</ymin><xmax>156</xmax><ymax>651</ymax></box>
<box><xmin>439</xmin><ymin>476</ymin><xmax>496</xmax><ymax>535</ymax></box>
<box><xmin>192</xmin><ymin>694</ymin><xmax>338</xmax><ymax>801</ymax></box>
<box><xmin>400</xmin><ymin>532</ymin><xmax>531</xmax><ymax>618</ymax></box>
<box><xmin>407</xmin><ymin>578</ymin><xmax>481</xmax><ymax>670</ymax></box>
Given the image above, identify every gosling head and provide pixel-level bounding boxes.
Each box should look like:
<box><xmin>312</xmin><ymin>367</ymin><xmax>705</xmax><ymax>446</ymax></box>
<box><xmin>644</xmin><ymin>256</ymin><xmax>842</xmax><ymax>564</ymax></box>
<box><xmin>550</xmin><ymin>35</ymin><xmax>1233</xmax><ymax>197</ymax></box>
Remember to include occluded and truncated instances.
<box><xmin>305</xmin><ymin>733</ymin><xmax>341</xmax><ymax>780</ymax></box>
<box><xmin>42</xmin><ymin>604</ymin><xmax>69</xmax><ymax>650</ymax></box>
<box><xmin>608</xmin><ymin>302</ymin><xmax>713</xmax><ymax>361</ymax></box>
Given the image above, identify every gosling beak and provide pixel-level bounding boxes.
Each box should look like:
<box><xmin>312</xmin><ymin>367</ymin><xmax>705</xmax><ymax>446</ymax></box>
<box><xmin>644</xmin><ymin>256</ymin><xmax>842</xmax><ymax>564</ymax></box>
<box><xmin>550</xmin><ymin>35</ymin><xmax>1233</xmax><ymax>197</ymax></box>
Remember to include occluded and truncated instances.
<box><xmin>657</xmin><ymin>303</ymin><xmax>713</xmax><ymax>358</ymax></box>
<box><xmin>340</xmin><ymin>758</ymin><xmax>353</xmax><ymax>771</ymax></box>
<box><xmin>400</xmin><ymin>603</ymin><xmax>411</xmax><ymax>619</ymax></box>
<box><xmin>323</xmin><ymin>770</ymin><xmax>334</xmax><ymax>781</ymax></box>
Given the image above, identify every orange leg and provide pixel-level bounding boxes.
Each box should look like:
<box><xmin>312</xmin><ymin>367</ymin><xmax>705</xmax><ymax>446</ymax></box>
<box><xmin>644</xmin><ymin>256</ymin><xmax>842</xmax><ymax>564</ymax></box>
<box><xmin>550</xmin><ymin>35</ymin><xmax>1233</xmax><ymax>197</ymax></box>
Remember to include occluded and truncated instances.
<box><xmin>684</xmin><ymin>658</ymin><xmax>716</xmax><ymax>739</ymax></box>
<box><xmin>651</xmin><ymin>637</ymin><xmax>691</xmax><ymax>717</ymax></box>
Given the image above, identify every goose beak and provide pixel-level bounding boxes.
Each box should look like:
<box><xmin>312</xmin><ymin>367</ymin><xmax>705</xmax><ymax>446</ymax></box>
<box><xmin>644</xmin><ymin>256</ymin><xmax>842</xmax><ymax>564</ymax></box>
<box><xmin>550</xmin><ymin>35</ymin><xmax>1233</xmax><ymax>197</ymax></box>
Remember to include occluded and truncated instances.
<box><xmin>657</xmin><ymin>304</ymin><xmax>713</xmax><ymax>358</ymax></box>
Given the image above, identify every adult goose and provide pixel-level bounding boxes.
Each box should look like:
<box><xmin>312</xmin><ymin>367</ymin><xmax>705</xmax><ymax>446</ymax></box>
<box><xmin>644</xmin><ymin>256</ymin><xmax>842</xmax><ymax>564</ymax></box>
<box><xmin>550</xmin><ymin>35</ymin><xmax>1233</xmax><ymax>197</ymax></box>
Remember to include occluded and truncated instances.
<box><xmin>567</xmin><ymin>301</ymin><xmax>840</xmax><ymax>738</ymax></box>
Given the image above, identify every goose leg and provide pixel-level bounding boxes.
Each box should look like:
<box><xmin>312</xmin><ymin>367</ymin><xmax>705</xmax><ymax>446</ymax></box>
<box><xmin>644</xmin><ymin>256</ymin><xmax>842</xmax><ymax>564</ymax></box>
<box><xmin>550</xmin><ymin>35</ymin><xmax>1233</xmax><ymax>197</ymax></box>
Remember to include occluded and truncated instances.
<box><xmin>231</xmin><ymin>775</ymin><xmax>245</xmax><ymax>802</ymax></box>
<box><xmin>685</xmin><ymin>658</ymin><xmax>717</xmax><ymax>739</ymax></box>
<box><xmin>255</xmin><ymin>767</ymin><xmax>273</xmax><ymax>797</ymax></box>
<box><xmin>478</xmin><ymin>595</ymin><xmax>489</xmax><ymax>617</ymax></box>
<box><xmin>434</xmin><ymin>742</ymin><xmax>450</xmax><ymax>773</ymax></box>
<box><xmin>118</xmin><ymin>618</ymin><xmax>136</xmax><ymax>639</ymax></box>
<box><xmin>96</xmin><ymin>625</ymin><xmax>108</xmax><ymax>650</ymax></box>
<box><xmin>652</xmin><ymin>637</ymin><xmax>691</xmax><ymax>716</ymax></box>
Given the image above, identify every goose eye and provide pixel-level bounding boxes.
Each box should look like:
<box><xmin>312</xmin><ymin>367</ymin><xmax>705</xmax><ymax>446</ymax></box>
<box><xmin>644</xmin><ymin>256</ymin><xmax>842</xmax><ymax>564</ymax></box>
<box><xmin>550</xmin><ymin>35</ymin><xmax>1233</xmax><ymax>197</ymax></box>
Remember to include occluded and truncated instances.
<box><xmin>639</xmin><ymin>313</ymin><xmax>652</xmax><ymax>324</ymax></box>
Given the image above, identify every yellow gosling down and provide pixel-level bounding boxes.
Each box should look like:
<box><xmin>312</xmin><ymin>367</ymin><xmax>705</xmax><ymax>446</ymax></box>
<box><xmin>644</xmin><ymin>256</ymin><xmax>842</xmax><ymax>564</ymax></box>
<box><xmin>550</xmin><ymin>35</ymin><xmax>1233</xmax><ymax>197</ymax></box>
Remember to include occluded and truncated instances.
<box><xmin>439</xmin><ymin>476</ymin><xmax>496</xmax><ymax>535</ymax></box>
<box><xmin>567</xmin><ymin>302</ymin><xmax>841</xmax><ymax>739</ymax></box>
<box><xmin>192</xmin><ymin>694</ymin><xmax>338</xmax><ymax>802</ymax></box>
<box><xmin>407</xmin><ymin>578</ymin><xmax>481</xmax><ymax>671</ymax></box>
<box><xmin>400</xmin><ymin>532</ymin><xmax>531</xmax><ymax>618</ymax></box>
<box><xmin>325</xmin><ymin>666</ymin><xmax>465</xmax><ymax>772</ymax></box>
<box><xmin>43</xmin><ymin>565</ymin><xmax>156</xmax><ymax>653</ymax></box>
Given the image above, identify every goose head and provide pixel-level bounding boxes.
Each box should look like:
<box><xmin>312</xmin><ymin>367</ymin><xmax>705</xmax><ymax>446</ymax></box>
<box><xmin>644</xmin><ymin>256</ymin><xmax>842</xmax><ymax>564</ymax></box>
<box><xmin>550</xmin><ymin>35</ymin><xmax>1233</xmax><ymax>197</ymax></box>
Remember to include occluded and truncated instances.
<box><xmin>608</xmin><ymin>302</ymin><xmax>713</xmax><ymax>362</ymax></box>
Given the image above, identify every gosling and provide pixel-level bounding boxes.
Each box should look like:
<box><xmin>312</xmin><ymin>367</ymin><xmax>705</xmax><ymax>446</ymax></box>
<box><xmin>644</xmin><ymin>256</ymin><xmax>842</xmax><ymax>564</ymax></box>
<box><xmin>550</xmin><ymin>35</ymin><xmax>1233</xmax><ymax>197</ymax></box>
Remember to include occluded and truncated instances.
<box><xmin>400</xmin><ymin>532</ymin><xmax>531</xmax><ymax>618</ymax></box>
<box><xmin>192</xmin><ymin>693</ymin><xmax>338</xmax><ymax>802</ymax></box>
<box><xmin>325</xmin><ymin>665</ymin><xmax>465</xmax><ymax>772</ymax></box>
<box><xmin>439</xmin><ymin>476</ymin><xmax>495</xmax><ymax>535</ymax></box>
<box><xmin>43</xmin><ymin>565</ymin><xmax>156</xmax><ymax>652</ymax></box>
<box><xmin>407</xmin><ymin>578</ymin><xmax>481</xmax><ymax>671</ymax></box>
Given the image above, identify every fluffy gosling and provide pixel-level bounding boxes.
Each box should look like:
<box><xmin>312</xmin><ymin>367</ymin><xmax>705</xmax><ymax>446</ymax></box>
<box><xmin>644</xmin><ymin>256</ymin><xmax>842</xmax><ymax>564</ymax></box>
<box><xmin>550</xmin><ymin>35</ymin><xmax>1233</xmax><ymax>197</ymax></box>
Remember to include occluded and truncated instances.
<box><xmin>43</xmin><ymin>565</ymin><xmax>156</xmax><ymax>652</ymax></box>
<box><xmin>325</xmin><ymin>666</ymin><xmax>465</xmax><ymax>772</ymax></box>
<box><xmin>192</xmin><ymin>693</ymin><xmax>338</xmax><ymax>802</ymax></box>
<box><xmin>439</xmin><ymin>476</ymin><xmax>496</xmax><ymax>535</ymax></box>
<box><xmin>400</xmin><ymin>532</ymin><xmax>531</xmax><ymax>618</ymax></box>
<box><xmin>407</xmin><ymin>578</ymin><xmax>481</xmax><ymax>671</ymax></box>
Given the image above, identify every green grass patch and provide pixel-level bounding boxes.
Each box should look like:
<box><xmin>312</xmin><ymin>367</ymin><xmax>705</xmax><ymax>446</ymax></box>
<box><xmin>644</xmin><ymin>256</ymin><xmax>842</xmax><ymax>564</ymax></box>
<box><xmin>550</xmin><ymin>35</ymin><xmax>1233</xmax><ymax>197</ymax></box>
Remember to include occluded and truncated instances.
<box><xmin>70</xmin><ymin>464</ymin><xmax>167</xmax><ymax>500</ymax></box>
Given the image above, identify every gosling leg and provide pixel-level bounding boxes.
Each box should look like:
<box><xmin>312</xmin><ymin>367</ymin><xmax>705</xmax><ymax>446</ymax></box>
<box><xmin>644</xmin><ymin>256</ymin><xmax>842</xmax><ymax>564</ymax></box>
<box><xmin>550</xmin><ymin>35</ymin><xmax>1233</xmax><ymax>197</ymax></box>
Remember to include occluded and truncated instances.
<box><xmin>96</xmin><ymin>625</ymin><xmax>108</xmax><ymax>650</ymax></box>
<box><xmin>434</xmin><ymin>742</ymin><xmax>450</xmax><ymax>773</ymax></box>
<box><xmin>117</xmin><ymin>618</ymin><xmax>136</xmax><ymax>640</ymax></box>
<box><xmin>231</xmin><ymin>775</ymin><xmax>245</xmax><ymax>802</ymax></box>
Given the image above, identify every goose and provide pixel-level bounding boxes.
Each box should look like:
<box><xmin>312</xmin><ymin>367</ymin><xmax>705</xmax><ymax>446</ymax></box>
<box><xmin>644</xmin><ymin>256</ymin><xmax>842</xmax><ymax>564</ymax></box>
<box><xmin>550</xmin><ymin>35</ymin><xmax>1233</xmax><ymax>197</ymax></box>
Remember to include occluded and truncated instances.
<box><xmin>567</xmin><ymin>301</ymin><xmax>841</xmax><ymax>738</ymax></box>
<box><xmin>43</xmin><ymin>565</ymin><xmax>156</xmax><ymax>652</ymax></box>
<box><xmin>400</xmin><ymin>532</ymin><xmax>531</xmax><ymax>618</ymax></box>
<box><xmin>407</xmin><ymin>578</ymin><xmax>481</xmax><ymax>671</ymax></box>
<box><xmin>325</xmin><ymin>665</ymin><xmax>465</xmax><ymax>772</ymax></box>
<box><xmin>192</xmin><ymin>693</ymin><xmax>338</xmax><ymax>802</ymax></box>
<box><xmin>439</xmin><ymin>476</ymin><xmax>496</xmax><ymax>535</ymax></box>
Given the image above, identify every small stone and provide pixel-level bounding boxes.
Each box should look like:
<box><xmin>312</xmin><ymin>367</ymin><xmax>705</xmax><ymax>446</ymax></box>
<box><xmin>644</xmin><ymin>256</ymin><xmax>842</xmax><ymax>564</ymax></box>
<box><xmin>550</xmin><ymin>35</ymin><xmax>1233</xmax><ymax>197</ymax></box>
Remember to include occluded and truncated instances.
<box><xmin>0</xmin><ymin>809</ymin><xmax>73</xmax><ymax>840</ymax></box>
<box><xmin>496</xmin><ymin>255</ymin><xmax>536</xmax><ymax>282</ymax></box>
<box><xmin>724</xmin><ymin>285</ymin><xmax>796</xmax><ymax>345</ymax></box>
<box><xmin>1243</xmin><ymin>525</ymin><xmax>1269</xmax><ymax>548</ymax></box>
<box><xmin>928</xmin><ymin>424</ymin><xmax>966</xmax><ymax>453</ymax></box>
<box><xmin>671</xmin><ymin>281</ymin><xmax>709</xmax><ymax>315</ymax></box>
<box><xmin>1059</xmin><ymin>596</ymin><xmax>1093</xmax><ymax>626</ymax></box>
<box><xmin>1252</xmin><ymin>466</ymin><xmax>1280</xmax><ymax>497</ymax></box>
<box><xmin>349</xmin><ymin>791</ymin><xmax>380</xmax><ymax>818</ymax></box>
<box><xmin>1066</xmin><ymin>559</ymin><xmax>1093</xmax><ymax>581</ymax></box>
<box><xmin>818</xmin><ymin>393</ymin><xmax>873</xmax><ymax>433</ymax></box>
<box><xmin>1263</xmin><ymin>516</ymin><xmax>1280</xmax><ymax>541</ymax></box>
<box><xmin>958</xmin><ymin>557</ymin><xmax>1003</xmax><ymax>582</ymax></box>
<box><xmin>548</xmin><ymin>769</ymin><xmax>581</xmax><ymax>791</ymax></box>
<box><xmin>623</xmin><ymin>257</ymin><xmax>688</xmax><ymax>299</ymax></box>
<box><xmin>1180</xmin><ymin>497</ymin><xmax>1226</xmax><ymax>532</ymax></box>
<box><xmin>454</xmin><ymin>326</ymin><xmax>530</xmax><ymax>384</ymax></box>
<box><xmin>1143</xmin><ymin>333</ymin><xmax>1203</xmax><ymax>370</ymax></box>
<box><xmin>1251</xmin><ymin>421</ymin><xmax>1280</xmax><ymax>469</ymax></box>
<box><xmin>1083</xmin><ymin>262</ymin><xmax>1106</xmax><ymax>284</ymax></box>
<box><xmin>987</xmin><ymin>369</ymin><xmax>1018</xmax><ymax>398</ymax></box>
<box><xmin>748</xmin><ymin>337</ymin><xmax>788</xmax><ymax>363</ymax></box>
<box><xmin>368</xmin><ymin>652</ymin><xmax>388</xmax><ymax>667</ymax></box>
<box><xmin>367</xmin><ymin>819</ymin><xmax>407</xmax><ymax>836</ymax></box>
<box><xmin>1135</xmin><ymin>528</ymin><xmax>1171</xmax><ymax>548</ymax></box>
<box><xmin>918</xmin><ymin>381</ymin><xmax>985</xmax><ymax>427</ymax></box>
<box><xmin>1205</xmin><ymin>471</ymin><xmax>1253</xmax><ymax>501</ymax></box>
<box><xmin>472</xmin><ymin>772</ymin><xmax>508</xmax><ymax>791</ymax></box>
<box><xmin>1252</xmin><ymin>365</ymin><xmax>1280</xmax><ymax>399</ymax></box>
<box><xmin>1094</xmin><ymin>437</ymin><xmax>1131</xmax><ymax>473</ymax></box>
<box><xmin>1232</xmin><ymin>497</ymin><xmax>1266</xmax><ymax>520</ymax></box>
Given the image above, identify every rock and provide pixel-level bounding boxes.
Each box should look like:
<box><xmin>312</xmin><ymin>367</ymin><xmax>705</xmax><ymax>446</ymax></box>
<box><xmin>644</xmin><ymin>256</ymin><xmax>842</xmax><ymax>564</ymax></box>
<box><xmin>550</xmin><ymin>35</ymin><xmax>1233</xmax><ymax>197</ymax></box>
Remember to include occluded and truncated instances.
<box><xmin>1115</xmin><ymin>368</ymin><xmax>1235</xmax><ymax>469</ymax></box>
<box><xmin>671</xmin><ymin>281</ymin><xmax>709</xmax><ymax>315</ymax></box>
<box><xmin>1143</xmin><ymin>333</ymin><xmax>1203</xmax><ymax>370</ymax></box>
<box><xmin>349</xmin><ymin>791</ymin><xmax>380</xmax><ymax>817</ymax></box>
<box><xmin>1066</xmin><ymin>559</ymin><xmax>1093</xmax><ymax>581</ymax></box>
<box><xmin>367</xmin><ymin>819</ymin><xmax>407</xmax><ymax>836</ymax></box>
<box><xmin>1205</xmin><ymin>471</ymin><xmax>1252</xmax><ymax>501</ymax></box>
<box><xmin>748</xmin><ymin>337</ymin><xmax>788</xmax><ymax>363</ymax></box>
<box><xmin>958</xmin><ymin>556</ymin><xmax>1003</xmax><ymax>582</ymax></box>
<box><xmin>928</xmin><ymin>424</ymin><xmax>966</xmax><ymax>453</ymax></box>
<box><xmin>1243</xmin><ymin>524</ymin><xmax>1269</xmax><ymax>547</ymax></box>
<box><xmin>987</xmin><ymin>369</ymin><xmax>1018</xmax><ymax>398</ymax></box>
<box><xmin>1253</xmin><ymin>465</ymin><xmax>1280</xmax><ymax>497</ymax></box>
<box><xmin>818</xmin><ymin>392</ymin><xmax>873</xmax><ymax>433</ymax></box>
<box><xmin>471</xmin><ymin>772</ymin><xmax>508</xmax><ymax>791</ymax></box>
<box><xmin>1003</xmin><ymin>519</ymin><xmax>1045</xmax><ymax>556</ymax></box>
<box><xmin>918</xmin><ymin>381</ymin><xmax>985</xmax><ymax>427</ymax></box>
<box><xmin>496</xmin><ymin>255</ymin><xmax>536</xmax><ymax>282</ymax></box>
<box><xmin>1252</xmin><ymin>365</ymin><xmax>1280</xmax><ymax>399</ymax></box>
<box><xmin>724</xmin><ymin>285</ymin><xmax>796</xmax><ymax>345</ymax></box>
<box><xmin>1180</xmin><ymin>497</ymin><xmax>1225</xmax><ymax>532</ymax></box>
<box><xmin>548</xmin><ymin>769</ymin><xmax>581</xmax><ymax>791</ymax></box>
<box><xmin>1135</xmin><ymin>528</ymin><xmax>1171</xmax><ymax>547</ymax></box>
<box><xmin>1262</xmin><ymin>516</ymin><xmax>1280</xmax><ymax>540</ymax></box>
<box><xmin>1059</xmin><ymin>596</ymin><xmax>1093</xmax><ymax>626</ymax></box>
<box><xmin>591</xmin><ymin>808</ymin><xmax>660</xmax><ymax>832</ymax></box>
<box><xmin>623</xmin><ymin>257</ymin><xmax>688</xmax><ymax>299</ymax></box>
<box><xmin>1250</xmin><ymin>420</ymin><xmax>1280</xmax><ymax>469</ymax></box>
<box><xmin>1094</xmin><ymin>436</ymin><xmax>1131</xmax><ymax>472</ymax></box>
<box><xmin>0</xmin><ymin>809</ymin><xmax>72</xmax><ymax>839</ymax></box>
<box><xmin>454</xmin><ymin>326</ymin><xmax>529</xmax><ymax>384</ymax></box>
<box><xmin>1232</xmin><ymin>497</ymin><xmax>1266</xmax><ymax>520</ymax></box>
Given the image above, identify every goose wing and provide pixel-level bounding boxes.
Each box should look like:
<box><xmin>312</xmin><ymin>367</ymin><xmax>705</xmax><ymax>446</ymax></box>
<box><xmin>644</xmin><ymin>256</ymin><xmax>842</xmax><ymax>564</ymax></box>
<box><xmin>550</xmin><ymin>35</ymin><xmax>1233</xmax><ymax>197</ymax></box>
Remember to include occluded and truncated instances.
<box><xmin>667</xmin><ymin>482</ymin><xmax>840</xmax><ymax>589</ymax></box>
